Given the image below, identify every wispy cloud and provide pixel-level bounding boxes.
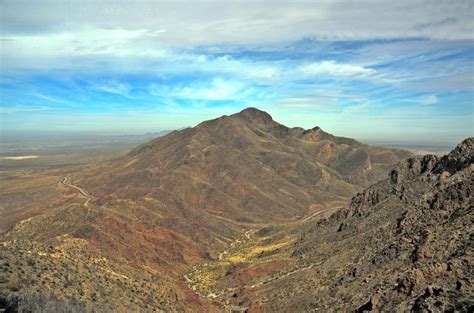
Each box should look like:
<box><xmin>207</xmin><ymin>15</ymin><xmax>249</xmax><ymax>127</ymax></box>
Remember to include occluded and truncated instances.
<box><xmin>418</xmin><ymin>94</ymin><xmax>439</xmax><ymax>105</ymax></box>
<box><xmin>93</xmin><ymin>81</ymin><xmax>132</xmax><ymax>97</ymax></box>
<box><xmin>0</xmin><ymin>105</ymin><xmax>52</xmax><ymax>114</ymax></box>
<box><xmin>150</xmin><ymin>79</ymin><xmax>250</xmax><ymax>101</ymax></box>
<box><xmin>176</xmin><ymin>79</ymin><xmax>246</xmax><ymax>101</ymax></box>
<box><xmin>32</xmin><ymin>93</ymin><xmax>71</xmax><ymax>104</ymax></box>
<box><xmin>282</xmin><ymin>92</ymin><xmax>367</xmax><ymax>100</ymax></box>
<box><xmin>300</xmin><ymin>61</ymin><xmax>376</xmax><ymax>78</ymax></box>
<box><xmin>276</xmin><ymin>97</ymin><xmax>335</xmax><ymax>109</ymax></box>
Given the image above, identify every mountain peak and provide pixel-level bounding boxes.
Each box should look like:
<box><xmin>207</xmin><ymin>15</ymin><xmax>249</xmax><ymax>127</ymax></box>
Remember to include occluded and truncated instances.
<box><xmin>234</xmin><ymin>107</ymin><xmax>274</xmax><ymax>124</ymax></box>
<box><xmin>450</xmin><ymin>137</ymin><xmax>473</xmax><ymax>159</ymax></box>
<box><xmin>389</xmin><ymin>137</ymin><xmax>473</xmax><ymax>184</ymax></box>
<box><xmin>437</xmin><ymin>137</ymin><xmax>474</xmax><ymax>173</ymax></box>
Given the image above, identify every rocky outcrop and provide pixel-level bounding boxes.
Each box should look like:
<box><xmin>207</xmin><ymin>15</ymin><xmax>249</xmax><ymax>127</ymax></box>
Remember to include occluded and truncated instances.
<box><xmin>237</xmin><ymin>107</ymin><xmax>275</xmax><ymax>125</ymax></box>
<box><xmin>331</xmin><ymin>138</ymin><xmax>473</xmax><ymax>311</ymax></box>
<box><xmin>436</xmin><ymin>137</ymin><xmax>474</xmax><ymax>174</ymax></box>
<box><xmin>390</xmin><ymin>154</ymin><xmax>439</xmax><ymax>184</ymax></box>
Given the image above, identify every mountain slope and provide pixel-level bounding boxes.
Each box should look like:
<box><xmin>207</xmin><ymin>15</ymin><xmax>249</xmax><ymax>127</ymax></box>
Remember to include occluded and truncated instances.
<box><xmin>192</xmin><ymin>138</ymin><xmax>473</xmax><ymax>311</ymax></box>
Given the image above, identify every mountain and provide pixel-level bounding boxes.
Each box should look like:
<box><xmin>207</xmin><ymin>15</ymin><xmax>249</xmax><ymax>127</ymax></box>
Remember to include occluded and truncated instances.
<box><xmin>0</xmin><ymin>108</ymin><xmax>416</xmax><ymax>312</ymax></box>
<box><xmin>83</xmin><ymin>107</ymin><xmax>411</xmax><ymax>220</ymax></box>
<box><xmin>185</xmin><ymin>138</ymin><xmax>473</xmax><ymax>312</ymax></box>
<box><xmin>72</xmin><ymin>107</ymin><xmax>412</xmax><ymax>272</ymax></box>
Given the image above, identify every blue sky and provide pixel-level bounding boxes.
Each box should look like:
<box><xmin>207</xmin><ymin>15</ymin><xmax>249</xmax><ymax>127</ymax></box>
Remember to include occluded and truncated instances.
<box><xmin>1</xmin><ymin>1</ymin><xmax>473</xmax><ymax>144</ymax></box>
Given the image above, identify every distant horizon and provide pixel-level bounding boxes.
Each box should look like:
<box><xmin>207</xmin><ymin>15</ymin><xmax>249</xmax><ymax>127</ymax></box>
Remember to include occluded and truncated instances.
<box><xmin>1</xmin><ymin>106</ymin><xmax>468</xmax><ymax>148</ymax></box>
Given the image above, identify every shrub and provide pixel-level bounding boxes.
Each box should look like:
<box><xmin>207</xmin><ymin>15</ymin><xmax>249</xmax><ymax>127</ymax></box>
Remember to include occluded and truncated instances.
<box><xmin>1</xmin><ymin>292</ymin><xmax>95</xmax><ymax>313</ymax></box>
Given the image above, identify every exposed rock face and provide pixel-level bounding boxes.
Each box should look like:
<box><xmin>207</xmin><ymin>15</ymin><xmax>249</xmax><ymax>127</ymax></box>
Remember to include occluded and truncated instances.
<box><xmin>436</xmin><ymin>137</ymin><xmax>474</xmax><ymax>174</ymax></box>
<box><xmin>237</xmin><ymin>107</ymin><xmax>275</xmax><ymax>125</ymax></box>
<box><xmin>390</xmin><ymin>154</ymin><xmax>439</xmax><ymax>184</ymax></box>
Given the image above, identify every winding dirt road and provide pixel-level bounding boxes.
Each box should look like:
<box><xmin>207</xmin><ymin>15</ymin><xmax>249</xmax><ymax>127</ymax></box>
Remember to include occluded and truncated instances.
<box><xmin>61</xmin><ymin>177</ymin><xmax>97</xmax><ymax>205</ymax></box>
<box><xmin>300</xmin><ymin>207</ymin><xmax>335</xmax><ymax>222</ymax></box>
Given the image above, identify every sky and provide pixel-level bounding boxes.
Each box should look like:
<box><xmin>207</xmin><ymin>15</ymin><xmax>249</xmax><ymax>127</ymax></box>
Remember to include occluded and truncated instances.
<box><xmin>1</xmin><ymin>0</ymin><xmax>473</xmax><ymax>145</ymax></box>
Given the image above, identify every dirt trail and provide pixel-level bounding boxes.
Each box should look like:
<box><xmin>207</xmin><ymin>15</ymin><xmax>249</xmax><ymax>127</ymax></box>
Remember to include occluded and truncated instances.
<box><xmin>244</xmin><ymin>262</ymin><xmax>322</xmax><ymax>289</ymax></box>
<box><xmin>61</xmin><ymin>177</ymin><xmax>97</xmax><ymax>205</ymax></box>
<box><xmin>300</xmin><ymin>207</ymin><xmax>334</xmax><ymax>222</ymax></box>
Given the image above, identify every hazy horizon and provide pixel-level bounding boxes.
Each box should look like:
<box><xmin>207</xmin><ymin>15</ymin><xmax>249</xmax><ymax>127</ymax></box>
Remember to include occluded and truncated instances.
<box><xmin>1</xmin><ymin>0</ymin><xmax>473</xmax><ymax>144</ymax></box>
<box><xmin>0</xmin><ymin>112</ymin><xmax>467</xmax><ymax>148</ymax></box>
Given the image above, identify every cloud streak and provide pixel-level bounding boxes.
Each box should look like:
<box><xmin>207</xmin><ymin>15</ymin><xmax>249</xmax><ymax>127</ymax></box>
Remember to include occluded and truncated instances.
<box><xmin>418</xmin><ymin>94</ymin><xmax>439</xmax><ymax>105</ymax></box>
<box><xmin>300</xmin><ymin>61</ymin><xmax>376</xmax><ymax>78</ymax></box>
<box><xmin>93</xmin><ymin>82</ymin><xmax>132</xmax><ymax>97</ymax></box>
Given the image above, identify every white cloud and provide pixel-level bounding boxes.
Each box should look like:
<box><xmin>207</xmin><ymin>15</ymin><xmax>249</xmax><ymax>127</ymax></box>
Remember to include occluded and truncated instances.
<box><xmin>0</xmin><ymin>29</ymin><xmax>282</xmax><ymax>84</ymax></box>
<box><xmin>0</xmin><ymin>105</ymin><xmax>52</xmax><ymax>114</ymax></box>
<box><xmin>418</xmin><ymin>94</ymin><xmax>438</xmax><ymax>105</ymax></box>
<box><xmin>177</xmin><ymin>79</ymin><xmax>246</xmax><ymax>100</ymax></box>
<box><xmin>300</xmin><ymin>61</ymin><xmax>376</xmax><ymax>77</ymax></box>
<box><xmin>93</xmin><ymin>82</ymin><xmax>132</xmax><ymax>97</ymax></box>
<box><xmin>0</xmin><ymin>28</ymin><xmax>169</xmax><ymax>71</ymax></box>
<box><xmin>149</xmin><ymin>79</ymin><xmax>254</xmax><ymax>101</ymax></box>
<box><xmin>32</xmin><ymin>93</ymin><xmax>70</xmax><ymax>104</ymax></box>
<box><xmin>276</xmin><ymin>98</ymin><xmax>335</xmax><ymax>109</ymax></box>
